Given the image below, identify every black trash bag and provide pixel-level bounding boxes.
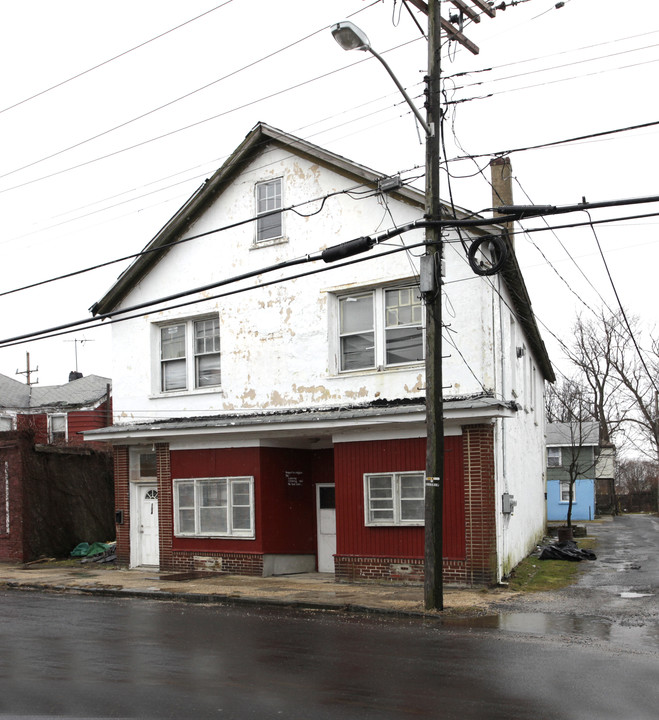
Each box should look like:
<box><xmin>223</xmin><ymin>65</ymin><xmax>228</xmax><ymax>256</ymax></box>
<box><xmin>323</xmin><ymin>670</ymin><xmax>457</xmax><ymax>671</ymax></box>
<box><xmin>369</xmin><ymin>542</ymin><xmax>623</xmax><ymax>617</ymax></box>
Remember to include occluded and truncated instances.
<box><xmin>539</xmin><ymin>540</ymin><xmax>597</xmax><ymax>562</ymax></box>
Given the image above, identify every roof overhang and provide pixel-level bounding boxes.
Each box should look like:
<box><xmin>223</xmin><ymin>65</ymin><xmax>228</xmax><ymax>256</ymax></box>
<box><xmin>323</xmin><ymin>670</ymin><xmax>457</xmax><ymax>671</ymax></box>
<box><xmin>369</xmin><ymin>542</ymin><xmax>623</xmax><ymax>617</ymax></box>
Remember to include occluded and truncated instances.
<box><xmin>84</xmin><ymin>396</ymin><xmax>518</xmax><ymax>447</ymax></box>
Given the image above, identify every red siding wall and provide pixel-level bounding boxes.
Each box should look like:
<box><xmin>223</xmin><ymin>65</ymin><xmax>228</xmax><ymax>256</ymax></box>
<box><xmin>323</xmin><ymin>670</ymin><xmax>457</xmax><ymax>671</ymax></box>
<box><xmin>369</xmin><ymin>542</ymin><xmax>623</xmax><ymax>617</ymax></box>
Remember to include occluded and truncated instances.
<box><xmin>258</xmin><ymin>447</ymin><xmax>316</xmax><ymax>555</ymax></box>
<box><xmin>68</xmin><ymin>401</ymin><xmax>112</xmax><ymax>447</ymax></box>
<box><xmin>334</xmin><ymin>436</ymin><xmax>465</xmax><ymax>560</ymax></box>
<box><xmin>169</xmin><ymin>447</ymin><xmax>262</xmax><ymax>556</ymax></box>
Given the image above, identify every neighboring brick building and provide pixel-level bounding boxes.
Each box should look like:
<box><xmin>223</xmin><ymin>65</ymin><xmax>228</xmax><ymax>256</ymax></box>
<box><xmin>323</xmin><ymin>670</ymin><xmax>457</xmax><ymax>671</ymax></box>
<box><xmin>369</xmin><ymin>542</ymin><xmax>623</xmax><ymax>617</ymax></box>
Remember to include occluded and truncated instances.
<box><xmin>0</xmin><ymin>372</ymin><xmax>112</xmax><ymax>448</ymax></box>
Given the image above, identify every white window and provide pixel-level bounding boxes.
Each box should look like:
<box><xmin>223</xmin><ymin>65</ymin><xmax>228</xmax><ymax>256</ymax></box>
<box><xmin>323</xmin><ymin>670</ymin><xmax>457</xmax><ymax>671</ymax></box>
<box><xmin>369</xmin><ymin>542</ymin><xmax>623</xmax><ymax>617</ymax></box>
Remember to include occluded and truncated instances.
<box><xmin>159</xmin><ymin>315</ymin><xmax>221</xmax><ymax>392</ymax></box>
<box><xmin>560</xmin><ymin>479</ymin><xmax>573</xmax><ymax>503</ymax></box>
<box><xmin>547</xmin><ymin>447</ymin><xmax>562</xmax><ymax>468</ymax></box>
<box><xmin>338</xmin><ymin>286</ymin><xmax>423</xmax><ymax>372</ymax></box>
<box><xmin>174</xmin><ymin>477</ymin><xmax>254</xmax><ymax>538</ymax></box>
<box><xmin>0</xmin><ymin>416</ymin><xmax>12</xmax><ymax>431</ymax></box>
<box><xmin>364</xmin><ymin>472</ymin><xmax>425</xmax><ymax>526</ymax></box>
<box><xmin>256</xmin><ymin>178</ymin><xmax>283</xmax><ymax>243</ymax></box>
<box><xmin>49</xmin><ymin>414</ymin><xmax>67</xmax><ymax>443</ymax></box>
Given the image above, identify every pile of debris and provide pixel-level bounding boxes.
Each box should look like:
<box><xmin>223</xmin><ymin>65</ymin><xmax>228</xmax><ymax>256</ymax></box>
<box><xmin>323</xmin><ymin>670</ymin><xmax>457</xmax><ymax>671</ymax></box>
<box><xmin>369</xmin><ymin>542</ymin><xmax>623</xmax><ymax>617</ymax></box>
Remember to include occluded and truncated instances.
<box><xmin>70</xmin><ymin>541</ymin><xmax>116</xmax><ymax>564</ymax></box>
<box><xmin>536</xmin><ymin>538</ymin><xmax>597</xmax><ymax>562</ymax></box>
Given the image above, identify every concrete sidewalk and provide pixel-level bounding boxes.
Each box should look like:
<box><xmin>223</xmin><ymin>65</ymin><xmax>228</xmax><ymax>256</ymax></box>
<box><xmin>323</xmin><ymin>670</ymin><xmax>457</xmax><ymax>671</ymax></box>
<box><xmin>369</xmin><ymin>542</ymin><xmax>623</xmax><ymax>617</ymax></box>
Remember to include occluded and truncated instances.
<box><xmin>0</xmin><ymin>561</ymin><xmax>514</xmax><ymax>617</ymax></box>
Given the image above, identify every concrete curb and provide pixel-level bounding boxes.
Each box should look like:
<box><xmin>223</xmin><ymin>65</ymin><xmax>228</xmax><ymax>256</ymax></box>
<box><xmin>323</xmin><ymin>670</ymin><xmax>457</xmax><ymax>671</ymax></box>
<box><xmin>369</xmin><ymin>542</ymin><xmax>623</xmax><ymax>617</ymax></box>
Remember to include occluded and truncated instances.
<box><xmin>1</xmin><ymin>579</ymin><xmax>436</xmax><ymax>621</ymax></box>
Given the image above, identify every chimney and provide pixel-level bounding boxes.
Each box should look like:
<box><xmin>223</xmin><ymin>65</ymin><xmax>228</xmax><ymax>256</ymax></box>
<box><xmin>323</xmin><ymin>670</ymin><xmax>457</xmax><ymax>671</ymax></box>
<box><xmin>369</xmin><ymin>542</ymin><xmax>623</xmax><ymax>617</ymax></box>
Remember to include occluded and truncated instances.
<box><xmin>490</xmin><ymin>157</ymin><xmax>514</xmax><ymax>245</ymax></box>
<box><xmin>69</xmin><ymin>371</ymin><xmax>83</xmax><ymax>382</ymax></box>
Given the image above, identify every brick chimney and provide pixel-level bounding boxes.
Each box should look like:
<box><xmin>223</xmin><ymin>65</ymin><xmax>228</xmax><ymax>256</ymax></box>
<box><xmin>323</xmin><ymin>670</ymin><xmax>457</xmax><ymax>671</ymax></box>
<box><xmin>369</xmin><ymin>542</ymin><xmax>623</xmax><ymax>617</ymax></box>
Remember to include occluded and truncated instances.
<box><xmin>490</xmin><ymin>157</ymin><xmax>514</xmax><ymax>246</ymax></box>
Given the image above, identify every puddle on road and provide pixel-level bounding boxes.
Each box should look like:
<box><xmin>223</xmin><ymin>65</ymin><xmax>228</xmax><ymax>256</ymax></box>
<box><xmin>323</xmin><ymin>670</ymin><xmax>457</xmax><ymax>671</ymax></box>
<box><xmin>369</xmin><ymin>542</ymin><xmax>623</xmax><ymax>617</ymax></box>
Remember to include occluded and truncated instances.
<box><xmin>620</xmin><ymin>592</ymin><xmax>654</xmax><ymax>599</ymax></box>
<box><xmin>444</xmin><ymin>612</ymin><xmax>659</xmax><ymax>650</ymax></box>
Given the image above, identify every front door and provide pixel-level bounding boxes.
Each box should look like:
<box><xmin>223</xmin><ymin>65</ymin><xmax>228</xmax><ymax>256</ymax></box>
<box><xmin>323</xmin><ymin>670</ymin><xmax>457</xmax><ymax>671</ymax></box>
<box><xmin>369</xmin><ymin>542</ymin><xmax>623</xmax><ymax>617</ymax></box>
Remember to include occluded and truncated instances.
<box><xmin>316</xmin><ymin>484</ymin><xmax>336</xmax><ymax>573</ymax></box>
<box><xmin>137</xmin><ymin>484</ymin><xmax>159</xmax><ymax>567</ymax></box>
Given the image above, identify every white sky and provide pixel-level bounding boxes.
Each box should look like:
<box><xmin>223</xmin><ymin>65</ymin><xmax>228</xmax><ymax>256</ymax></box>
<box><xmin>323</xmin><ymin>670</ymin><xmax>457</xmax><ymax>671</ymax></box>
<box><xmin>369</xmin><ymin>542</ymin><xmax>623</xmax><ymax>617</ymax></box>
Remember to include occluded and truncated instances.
<box><xmin>0</xmin><ymin>0</ymin><xmax>657</xmax><ymax>389</ymax></box>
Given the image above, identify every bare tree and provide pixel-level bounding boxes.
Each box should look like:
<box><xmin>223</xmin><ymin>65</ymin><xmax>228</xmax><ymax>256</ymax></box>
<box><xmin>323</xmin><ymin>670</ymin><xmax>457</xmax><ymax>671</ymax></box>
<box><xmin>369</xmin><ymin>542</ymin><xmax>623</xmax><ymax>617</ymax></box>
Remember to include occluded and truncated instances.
<box><xmin>565</xmin><ymin>311</ymin><xmax>627</xmax><ymax>445</ymax></box>
<box><xmin>565</xmin><ymin>310</ymin><xmax>659</xmax><ymax>464</ymax></box>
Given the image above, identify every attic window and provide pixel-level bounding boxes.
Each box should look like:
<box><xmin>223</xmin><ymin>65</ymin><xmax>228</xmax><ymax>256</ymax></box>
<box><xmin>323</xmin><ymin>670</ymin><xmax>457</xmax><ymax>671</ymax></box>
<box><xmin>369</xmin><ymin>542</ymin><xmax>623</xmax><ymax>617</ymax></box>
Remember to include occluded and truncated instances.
<box><xmin>256</xmin><ymin>178</ymin><xmax>282</xmax><ymax>243</ymax></box>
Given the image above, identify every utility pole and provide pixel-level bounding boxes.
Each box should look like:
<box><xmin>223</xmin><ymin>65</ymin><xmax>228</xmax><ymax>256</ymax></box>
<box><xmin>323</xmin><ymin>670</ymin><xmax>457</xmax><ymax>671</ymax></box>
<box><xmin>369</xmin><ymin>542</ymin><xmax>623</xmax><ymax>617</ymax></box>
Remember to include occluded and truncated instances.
<box><xmin>423</xmin><ymin>0</ymin><xmax>444</xmax><ymax>611</ymax></box>
<box><xmin>412</xmin><ymin>0</ymin><xmax>495</xmax><ymax>610</ymax></box>
<box><xmin>16</xmin><ymin>351</ymin><xmax>38</xmax><ymax>386</ymax></box>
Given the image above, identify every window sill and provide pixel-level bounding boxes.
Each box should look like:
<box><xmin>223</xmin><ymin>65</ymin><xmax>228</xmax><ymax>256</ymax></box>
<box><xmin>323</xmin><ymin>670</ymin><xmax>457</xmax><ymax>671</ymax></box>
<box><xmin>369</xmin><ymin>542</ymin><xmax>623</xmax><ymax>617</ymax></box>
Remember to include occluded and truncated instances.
<box><xmin>250</xmin><ymin>236</ymin><xmax>288</xmax><ymax>250</ymax></box>
<box><xmin>149</xmin><ymin>387</ymin><xmax>224</xmax><ymax>400</ymax></box>
<box><xmin>365</xmin><ymin>522</ymin><xmax>424</xmax><ymax>528</ymax></box>
<box><xmin>333</xmin><ymin>362</ymin><xmax>424</xmax><ymax>378</ymax></box>
<box><xmin>174</xmin><ymin>534</ymin><xmax>255</xmax><ymax>540</ymax></box>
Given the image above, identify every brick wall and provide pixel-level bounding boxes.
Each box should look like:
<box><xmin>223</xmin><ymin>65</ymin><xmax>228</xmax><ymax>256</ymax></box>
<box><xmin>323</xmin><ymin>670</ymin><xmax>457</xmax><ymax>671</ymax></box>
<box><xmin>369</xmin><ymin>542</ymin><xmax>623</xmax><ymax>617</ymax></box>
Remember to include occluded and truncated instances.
<box><xmin>113</xmin><ymin>446</ymin><xmax>130</xmax><ymax>564</ymax></box>
<box><xmin>462</xmin><ymin>423</ymin><xmax>497</xmax><ymax>585</ymax></box>
<box><xmin>169</xmin><ymin>551</ymin><xmax>264</xmax><ymax>576</ymax></box>
<box><xmin>156</xmin><ymin>443</ymin><xmax>173</xmax><ymax>571</ymax></box>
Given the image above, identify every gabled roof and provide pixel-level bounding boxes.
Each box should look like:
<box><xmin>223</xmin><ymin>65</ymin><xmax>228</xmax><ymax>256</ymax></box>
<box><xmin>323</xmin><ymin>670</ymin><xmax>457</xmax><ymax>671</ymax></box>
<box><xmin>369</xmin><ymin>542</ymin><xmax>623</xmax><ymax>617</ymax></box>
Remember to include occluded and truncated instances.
<box><xmin>89</xmin><ymin>122</ymin><xmax>554</xmax><ymax>382</ymax></box>
<box><xmin>547</xmin><ymin>421</ymin><xmax>599</xmax><ymax>447</ymax></box>
<box><xmin>0</xmin><ymin>373</ymin><xmax>110</xmax><ymax>410</ymax></box>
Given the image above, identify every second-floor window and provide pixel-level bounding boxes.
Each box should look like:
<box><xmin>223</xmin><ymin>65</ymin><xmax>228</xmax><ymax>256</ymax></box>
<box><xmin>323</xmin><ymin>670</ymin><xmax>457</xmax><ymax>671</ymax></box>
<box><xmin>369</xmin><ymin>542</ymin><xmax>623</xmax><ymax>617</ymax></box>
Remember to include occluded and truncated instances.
<box><xmin>547</xmin><ymin>447</ymin><xmax>562</xmax><ymax>467</ymax></box>
<box><xmin>338</xmin><ymin>286</ymin><xmax>423</xmax><ymax>372</ymax></box>
<box><xmin>256</xmin><ymin>178</ymin><xmax>283</xmax><ymax>243</ymax></box>
<box><xmin>160</xmin><ymin>316</ymin><xmax>221</xmax><ymax>392</ymax></box>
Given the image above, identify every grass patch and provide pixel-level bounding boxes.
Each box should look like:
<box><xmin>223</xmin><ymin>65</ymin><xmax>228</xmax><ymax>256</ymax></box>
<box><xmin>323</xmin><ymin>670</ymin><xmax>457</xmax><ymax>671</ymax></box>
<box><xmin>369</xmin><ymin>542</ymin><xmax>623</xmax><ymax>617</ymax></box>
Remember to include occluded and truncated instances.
<box><xmin>508</xmin><ymin>537</ymin><xmax>598</xmax><ymax>593</ymax></box>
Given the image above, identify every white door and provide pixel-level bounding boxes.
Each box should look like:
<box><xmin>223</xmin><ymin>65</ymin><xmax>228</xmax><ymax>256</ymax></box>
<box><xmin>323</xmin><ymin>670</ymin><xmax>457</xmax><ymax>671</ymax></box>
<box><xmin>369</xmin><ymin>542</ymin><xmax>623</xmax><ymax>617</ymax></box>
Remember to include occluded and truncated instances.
<box><xmin>316</xmin><ymin>484</ymin><xmax>336</xmax><ymax>573</ymax></box>
<box><xmin>137</xmin><ymin>484</ymin><xmax>159</xmax><ymax>567</ymax></box>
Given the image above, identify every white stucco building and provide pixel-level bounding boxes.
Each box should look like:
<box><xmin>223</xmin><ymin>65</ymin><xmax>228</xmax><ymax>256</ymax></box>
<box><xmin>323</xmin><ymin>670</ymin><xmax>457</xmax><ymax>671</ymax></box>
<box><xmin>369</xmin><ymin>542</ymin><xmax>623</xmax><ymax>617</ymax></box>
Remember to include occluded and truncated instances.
<box><xmin>86</xmin><ymin>123</ymin><xmax>554</xmax><ymax>584</ymax></box>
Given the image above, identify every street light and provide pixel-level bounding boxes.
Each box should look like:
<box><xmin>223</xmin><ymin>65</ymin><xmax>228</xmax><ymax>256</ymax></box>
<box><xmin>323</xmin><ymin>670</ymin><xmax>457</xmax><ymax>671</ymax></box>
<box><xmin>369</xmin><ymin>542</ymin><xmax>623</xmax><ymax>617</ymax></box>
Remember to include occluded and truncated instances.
<box><xmin>331</xmin><ymin>16</ymin><xmax>444</xmax><ymax>611</ymax></box>
<box><xmin>330</xmin><ymin>21</ymin><xmax>431</xmax><ymax>137</ymax></box>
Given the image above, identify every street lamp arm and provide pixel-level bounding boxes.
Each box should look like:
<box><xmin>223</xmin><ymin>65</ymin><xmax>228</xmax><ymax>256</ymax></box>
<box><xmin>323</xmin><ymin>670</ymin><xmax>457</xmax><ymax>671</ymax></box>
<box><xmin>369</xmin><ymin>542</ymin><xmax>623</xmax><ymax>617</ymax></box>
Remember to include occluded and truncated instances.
<box><xmin>366</xmin><ymin>46</ymin><xmax>432</xmax><ymax>137</ymax></box>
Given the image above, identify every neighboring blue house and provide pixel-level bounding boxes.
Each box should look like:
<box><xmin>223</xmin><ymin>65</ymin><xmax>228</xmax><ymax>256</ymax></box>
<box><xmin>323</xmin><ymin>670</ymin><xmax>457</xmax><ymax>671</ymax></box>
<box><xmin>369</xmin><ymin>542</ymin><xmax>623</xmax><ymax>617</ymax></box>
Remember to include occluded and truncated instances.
<box><xmin>546</xmin><ymin>422</ymin><xmax>597</xmax><ymax>522</ymax></box>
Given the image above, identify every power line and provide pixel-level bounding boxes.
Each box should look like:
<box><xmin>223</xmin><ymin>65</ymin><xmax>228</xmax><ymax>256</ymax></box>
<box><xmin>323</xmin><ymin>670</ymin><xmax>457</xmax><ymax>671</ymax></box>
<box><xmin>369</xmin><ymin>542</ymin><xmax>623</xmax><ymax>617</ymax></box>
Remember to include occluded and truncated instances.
<box><xmin>0</xmin><ymin>1</ymin><xmax>235</xmax><ymax>116</ymax></box>
<box><xmin>445</xmin><ymin>119</ymin><xmax>659</xmax><ymax>162</ymax></box>
<box><xmin>0</xmin><ymin>37</ymin><xmax>423</xmax><ymax>196</ymax></box>
<box><xmin>0</xmin><ymin>179</ymin><xmax>391</xmax><ymax>299</ymax></box>
<box><xmin>0</xmin><ymin>240</ymin><xmax>427</xmax><ymax>349</ymax></box>
<box><xmin>446</xmin><ymin>54</ymin><xmax>659</xmax><ymax>105</ymax></box>
<box><xmin>443</xmin><ymin>27</ymin><xmax>659</xmax><ymax>82</ymax></box>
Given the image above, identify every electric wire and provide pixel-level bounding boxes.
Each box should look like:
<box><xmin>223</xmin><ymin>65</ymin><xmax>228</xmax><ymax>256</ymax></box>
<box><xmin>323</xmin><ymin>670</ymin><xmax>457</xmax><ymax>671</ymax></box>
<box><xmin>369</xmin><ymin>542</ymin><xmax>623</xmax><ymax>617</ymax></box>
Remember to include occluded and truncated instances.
<box><xmin>587</xmin><ymin>213</ymin><xmax>659</xmax><ymax>396</ymax></box>
<box><xmin>0</xmin><ymin>241</ymin><xmax>428</xmax><ymax>349</ymax></box>
<box><xmin>0</xmin><ymin>1</ymin><xmax>235</xmax><ymax>116</ymax></box>
<box><xmin>0</xmin><ymin>180</ymin><xmax>398</xmax><ymax>299</ymax></box>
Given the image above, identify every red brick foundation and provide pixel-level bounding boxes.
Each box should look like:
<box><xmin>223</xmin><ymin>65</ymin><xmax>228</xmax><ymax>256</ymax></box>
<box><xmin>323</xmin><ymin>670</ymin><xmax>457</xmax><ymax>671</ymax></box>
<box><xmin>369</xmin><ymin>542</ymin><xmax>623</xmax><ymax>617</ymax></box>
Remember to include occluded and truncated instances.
<box><xmin>169</xmin><ymin>551</ymin><xmax>264</xmax><ymax>576</ymax></box>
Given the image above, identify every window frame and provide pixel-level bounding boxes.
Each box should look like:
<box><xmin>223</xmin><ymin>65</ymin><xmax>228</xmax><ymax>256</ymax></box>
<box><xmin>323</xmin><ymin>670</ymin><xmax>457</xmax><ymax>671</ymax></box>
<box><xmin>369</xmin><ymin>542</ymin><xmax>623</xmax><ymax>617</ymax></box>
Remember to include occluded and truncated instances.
<box><xmin>559</xmin><ymin>479</ymin><xmax>574</xmax><ymax>503</ymax></box>
<box><xmin>336</xmin><ymin>284</ymin><xmax>424</xmax><ymax>374</ymax></box>
<box><xmin>255</xmin><ymin>178</ymin><xmax>284</xmax><ymax>244</ymax></box>
<box><xmin>48</xmin><ymin>413</ymin><xmax>67</xmax><ymax>443</ymax></box>
<box><xmin>547</xmin><ymin>447</ymin><xmax>562</xmax><ymax>468</ymax></box>
<box><xmin>173</xmin><ymin>476</ymin><xmax>255</xmax><ymax>539</ymax></box>
<box><xmin>364</xmin><ymin>471</ymin><xmax>425</xmax><ymax>527</ymax></box>
<box><xmin>156</xmin><ymin>314</ymin><xmax>221</xmax><ymax>395</ymax></box>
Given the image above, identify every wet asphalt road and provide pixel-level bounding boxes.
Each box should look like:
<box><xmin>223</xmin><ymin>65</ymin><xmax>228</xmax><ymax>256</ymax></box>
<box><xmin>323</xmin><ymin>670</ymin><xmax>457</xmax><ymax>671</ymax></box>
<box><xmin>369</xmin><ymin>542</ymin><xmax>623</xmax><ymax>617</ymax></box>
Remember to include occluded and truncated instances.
<box><xmin>1</xmin><ymin>585</ymin><xmax>657</xmax><ymax>720</ymax></box>
<box><xmin>0</xmin><ymin>514</ymin><xmax>657</xmax><ymax>719</ymax></box>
